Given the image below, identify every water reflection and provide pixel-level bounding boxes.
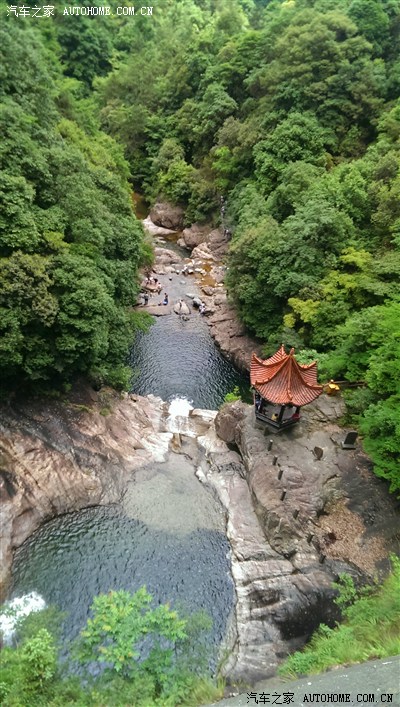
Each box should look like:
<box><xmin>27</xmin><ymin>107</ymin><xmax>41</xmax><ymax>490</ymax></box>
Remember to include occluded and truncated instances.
<box><xmin>130</xmin><ymin>314</ymin><xmax>248</xmax><ymax>408</ymax></box>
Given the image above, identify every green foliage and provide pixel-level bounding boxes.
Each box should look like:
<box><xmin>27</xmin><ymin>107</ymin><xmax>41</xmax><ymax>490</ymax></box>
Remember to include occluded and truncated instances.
<box><xmin>224</xmin><ymin>386</ymin><xmax>242</xmax><ymax>403</ymax></box>
<box><xmin>21</xmin><ymin>629</ymin><xmax>57</xmax><ymax>690</ymax></box>
<box><xmin>75</xmin><ymin>588</ymin><xmax>187</xmax><ymax>681</ymax></box>
<box><xmin>280</xmin><ymin>556</ymin><xmax>400</xmax><ymax>677</ymax></box>
<box><xmin>254</xmin><ymin>113</ymin><xmax>333</xmax><ymax>196</ymax></box>
<box><xmin>0</xmin><ymin>590</ymin><xmax>223</xmax><ymax>706</ymax></box>
<box><xmin>360</xmin><ymin>395</ymin><xmax>400</xmax><ymax>494</ymax></box>
<box><xmin>14</xmin><ymin>606</ymin><xmax>66</xmax><ymax>647</ymax></box>
<box><xmin>332</xmin><ymin>574</ymin><xmax>359</xmax><ymax>611</ymax></box>
<box><xmin>0</xmin><ymin>629</ymin><xmax>57</xmax><ymax>704</ymax></box>
<box><xmin>0</xmin><ymin>17</ymin><xmax>147</xmax><ymax>393</ymax></box>
<box><xmin>56</xmin><ymin>12</ymin><xmax>114</xmax><ymax>89</ymax></box>
<box><xmin>320</xmin><ymin>301</ymin><xmax>400</xmax><ymax>493</ymax></box>
<box><xmin>159</xmin><ymin>160</ymin><xmax>196</xmax><ymax>203</ymax></box>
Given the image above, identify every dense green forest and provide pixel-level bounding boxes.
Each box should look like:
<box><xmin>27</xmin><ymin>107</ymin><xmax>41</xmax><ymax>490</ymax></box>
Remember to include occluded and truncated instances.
<box><xmin>0</xmin><ymin>3</ymin><xmax>151</xmax><ymax>393</ymax></box>
<box><xmin>1</xmin><ymin>0</ymin><xmax>399</xmax><ymax>491</ymax></box>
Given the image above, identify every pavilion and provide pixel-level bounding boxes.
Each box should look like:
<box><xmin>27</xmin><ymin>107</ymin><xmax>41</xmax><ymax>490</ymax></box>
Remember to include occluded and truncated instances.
<box><xmin>250</xmin><ymin>345</ymin><xmax>323</xmax><ymax>430</ymax></box>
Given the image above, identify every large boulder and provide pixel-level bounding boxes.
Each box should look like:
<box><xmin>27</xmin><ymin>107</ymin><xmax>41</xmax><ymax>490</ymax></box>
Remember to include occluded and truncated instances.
<box><xmin>215</xmin><ymin>401</ymin><xmax>247</xmax><ymax>445</ymax></box>
<box><xmin>173</xmin><ymin>300</ymin><xmax>191</xmax><ymax>315</ymax></box>
<box><xmin>208</xmin><ymin>228</ymin><xmax>230</xmax><ymax>258</ymax></box>
<box><xmin>207</xmin><ymin>397</ymin><xmax>399</xmax><ymax>682</ymax></box>
<box><xmin>142</xmin><ymin>217</ymin><xmax>177</xmax><ymax>237</ymax></box>
<box><xmin>149</xmin><ymin>202</ymin><xmax>184</xmax><ymax>230</ymax></box>
<box><xmin>191</xmin><ymin>243</ymin><xmax>215</xmax><ymax>260</ymax></box>
<box><xmin>154</xmin><ymin>247</ymin><xmax>182</xmax><ymax>265</ymax></box>
<box><xmin>181</xmin><ymin>223</ymin><xmax>209</xmax><ymax>249</ymax></box>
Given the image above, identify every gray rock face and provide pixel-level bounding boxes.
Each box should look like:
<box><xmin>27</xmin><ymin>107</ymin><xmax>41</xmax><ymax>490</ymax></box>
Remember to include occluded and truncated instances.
<box><xmin>208</xmin><ymin>227</ymin><xmax>230</xmax><ymax>259</ymax></box>
<box><xmin>202</xmin><ymin>296</ymin><xmax>262</xmax><ymax>373</ymax></box>
<box><xmin>209</xmin><ymin>396</ymin><xmax>399</xmax><ymax>682</ymax></box>
<box><xmin>199</xmin><ymin>438</ymin><xmax>337</xmax><ymax>683</ymax></box>
<box><xmin>215</xmin><ymin>401</ymin><xmax>246</xmax><ymax>444</ymax></box>
<box><xmin>0</xmin><ymin>390</ymin><xmax>172</xmax><ymax>598</ymax></box>
<box><xmin>181</xmin><ymin>223</ymin><xmax>209</xmax><ymax>249</ymax></box>
<box><xmin>142</xmin><ymin>217</ymin><xmax>177</xmax><ymax>237</ymax></box>
<box><xmin>191</xmin><ymin>243</ymin><xmax>215</xmax><ymax>260</ymax></box>
<box><xmin>149</xmin><ymin>202</ymin><xmax>184</xmax><ymax>230</ymax></box>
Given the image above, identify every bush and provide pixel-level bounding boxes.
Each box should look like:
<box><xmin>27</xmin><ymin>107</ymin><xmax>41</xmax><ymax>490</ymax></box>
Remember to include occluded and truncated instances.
<box><xmin>279</xmin><ymin>556</ymin><xmax>400</xmax><ymax>678</ymax></box>
<box><xmin>0</xmin><ymin>589</ymin><xmax>224</xmax><ymax>706</ymax></box>
<box><xmin>224</xmin><ymin>386</ymin><xmax>241</xmax><ymax>403</ymax></box>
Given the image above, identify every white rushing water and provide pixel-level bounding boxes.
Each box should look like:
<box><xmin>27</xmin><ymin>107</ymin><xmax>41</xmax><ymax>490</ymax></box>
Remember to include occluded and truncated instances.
<box><xmin>0</xmin><ymin>591</ymin><xmax>46</xmax><ymax>644</ymax></box>
<box><xmin>166</xmin><ymin>396</ymin><xmax>195</xmax><ymax>435</ymax></box>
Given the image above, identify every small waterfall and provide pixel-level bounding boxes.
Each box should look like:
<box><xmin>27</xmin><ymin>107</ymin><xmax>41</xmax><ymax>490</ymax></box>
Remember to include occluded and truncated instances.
<box><xmin>166</xmin><ymin>397</ymin><xmax>196</xmax><ymax>436</ymax></box>
<box><xmin>0</xmin><ymin>592</ymin><xmax>46</xmax><ymax>644</ymax></box>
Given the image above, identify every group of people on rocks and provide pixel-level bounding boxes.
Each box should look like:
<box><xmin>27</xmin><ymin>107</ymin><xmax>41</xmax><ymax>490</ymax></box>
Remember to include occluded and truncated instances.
<box><xmin>144</xmin><ymin>275</ymin><xmax>162</xmax><ymax>293</ymax></box>
<box><xmin>142</xmin><ymin>290</ymin><xmax>168</xmax><ymax>306</ymax></box>
<box><xmin>140</xmin><ymin>270</ymin><xmax>169</xmax><ymax>306</ymax></box>
<box><xmin>140</xmin><ymin>197</ymin><xmax>234</xmax><ymax>312</ymax></box>
<box><xmin>141</xmin><ymin>288</ymin><xmax>207</xmax><ymax>315</ymax></box>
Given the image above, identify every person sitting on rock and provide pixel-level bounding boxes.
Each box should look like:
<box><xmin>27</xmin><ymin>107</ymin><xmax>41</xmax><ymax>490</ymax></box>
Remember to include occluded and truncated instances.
<box><xmin>163</xmin><ymin>293</ymin><xmax>169</xmax><ymax>305</ymax></box>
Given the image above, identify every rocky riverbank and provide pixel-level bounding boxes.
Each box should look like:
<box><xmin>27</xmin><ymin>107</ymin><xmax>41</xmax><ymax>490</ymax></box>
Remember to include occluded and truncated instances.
<box><xmin>179</xmin><ymin>222</ymin><xmax>264</xmax><ymax>372</ymax></box>
<box><xmin>0</xmin><ymin>387</ymin><xmax>174</xmax><ymax>599</ymax></box>
<box><xmin>196</xmin><ymin>396</ymin><xmax>399</xmax><ymax>682</ymax></box>
<box><xmin>142</xmin><ymin>209</ymin><xmax>262</xmax><ymax>372</ymax></box>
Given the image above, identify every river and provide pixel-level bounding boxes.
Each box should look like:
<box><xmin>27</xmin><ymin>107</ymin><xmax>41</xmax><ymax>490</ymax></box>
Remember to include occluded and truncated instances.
<box><xmin>6</xmin><ymin>205</ymin><xmax>249</xmax><ymax>665</ymax></box>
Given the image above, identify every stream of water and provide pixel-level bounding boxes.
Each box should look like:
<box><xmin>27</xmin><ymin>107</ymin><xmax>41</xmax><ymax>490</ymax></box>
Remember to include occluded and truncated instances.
<box><xmin>7</xmin><ymin>202</ymin><xmax>248</xmax><ymax>661</ymax></box>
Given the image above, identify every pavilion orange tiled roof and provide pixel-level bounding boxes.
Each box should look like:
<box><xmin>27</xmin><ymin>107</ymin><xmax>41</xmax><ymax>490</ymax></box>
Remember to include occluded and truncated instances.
<box><xmin>250</xmin><ymin>345</ymin><xmax>323</xmax><ymax>407</ymax></box>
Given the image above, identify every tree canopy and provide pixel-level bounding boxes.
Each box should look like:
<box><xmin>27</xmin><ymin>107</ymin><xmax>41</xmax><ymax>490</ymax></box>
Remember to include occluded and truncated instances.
<box><xmin>0</xmin><ymin>11</ymin><xmax>149</xmax><ymax>392</ymax></box>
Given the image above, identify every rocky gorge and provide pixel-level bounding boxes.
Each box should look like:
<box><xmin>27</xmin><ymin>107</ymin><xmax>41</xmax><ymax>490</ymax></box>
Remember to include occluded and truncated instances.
<box><xmin>1</xmin><ymin>204</ymin><xmax>399</xmax><ymax>684</ymax></box>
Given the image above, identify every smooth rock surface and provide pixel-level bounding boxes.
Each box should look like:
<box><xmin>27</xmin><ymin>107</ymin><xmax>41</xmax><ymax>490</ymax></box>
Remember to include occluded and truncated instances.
<box><xmin>142</xmin><ymin>217</ymin><xmax>178</xmax><ymax>237</ymax></box>
<box><xmin>205</xmin><ymin>396</ymin><xmax>400</xmax><ymax>682</ymax></box>
<box><xmin>192</xmin><ymin>243</ymin><xmax>216</xmax><ymax>260</ymax></box>
<box><xmin>154</xmin><ymin>247</ymin><xmax>182</xmax><ymax>265</ymax></box>
<box><xmin>149</xmin><ymin>202</ymin><xmax>184</xmax><ymax>230</ymax></box>
<box><xmin>203</xmin><ymin>297</ymin><xmax>262</xmax><ymax>373</ymax></box>
<box><xmin>0</xmin><ymin>389</ymin><xmax>171</xmax><ymax>597</ymax></box>
<box><xmin>173</xmin><ymin>300</ymin><xmax>191</xmax><ymax>315</ymax></box>
<box><xmin>181</xmin><ymin>223</ymin><xmax>209</xmax><ymax>249</ymax></box>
